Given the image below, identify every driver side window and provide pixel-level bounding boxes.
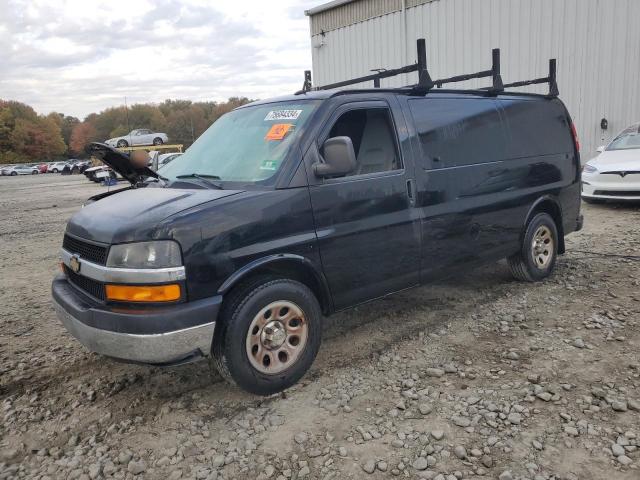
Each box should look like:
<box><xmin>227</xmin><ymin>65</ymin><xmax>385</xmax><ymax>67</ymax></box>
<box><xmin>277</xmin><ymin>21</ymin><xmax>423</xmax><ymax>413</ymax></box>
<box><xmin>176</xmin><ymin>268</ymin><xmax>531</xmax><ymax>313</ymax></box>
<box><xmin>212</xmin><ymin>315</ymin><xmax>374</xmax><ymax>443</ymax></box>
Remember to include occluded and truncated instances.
<box><xmin>324</xmin><ymin>107</ymin><xmax>401</xmax><ymax>177</ymax></box>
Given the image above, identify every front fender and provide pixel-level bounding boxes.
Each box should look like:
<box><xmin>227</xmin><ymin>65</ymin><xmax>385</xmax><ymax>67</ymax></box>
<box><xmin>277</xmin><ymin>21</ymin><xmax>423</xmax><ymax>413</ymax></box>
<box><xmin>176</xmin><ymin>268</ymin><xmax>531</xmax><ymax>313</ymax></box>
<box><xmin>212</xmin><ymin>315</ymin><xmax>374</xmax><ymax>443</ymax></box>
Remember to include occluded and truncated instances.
<box><xmin>217</xmin><ymin>254</ymin><xmax>333</xmax><ymax>314</ymax></box>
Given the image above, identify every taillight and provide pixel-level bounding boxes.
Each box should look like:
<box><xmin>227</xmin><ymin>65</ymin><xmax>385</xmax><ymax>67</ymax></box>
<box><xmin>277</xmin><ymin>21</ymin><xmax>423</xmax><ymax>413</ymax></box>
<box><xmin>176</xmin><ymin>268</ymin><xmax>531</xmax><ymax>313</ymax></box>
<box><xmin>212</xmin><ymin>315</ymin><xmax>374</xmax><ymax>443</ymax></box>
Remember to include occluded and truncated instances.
<box><xmin>570</xmin><ymin>122</ymin><xmax>580</xmax><ymax>152</ymax></box>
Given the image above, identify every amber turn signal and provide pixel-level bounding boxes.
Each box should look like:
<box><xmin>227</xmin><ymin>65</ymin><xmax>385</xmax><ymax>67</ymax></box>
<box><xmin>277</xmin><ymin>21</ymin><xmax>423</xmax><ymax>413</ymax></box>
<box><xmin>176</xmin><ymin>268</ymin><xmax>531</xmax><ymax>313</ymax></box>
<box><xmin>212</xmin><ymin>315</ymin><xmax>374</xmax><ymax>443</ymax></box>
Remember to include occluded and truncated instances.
<box><xmin>105</xmin><ymin>284</ymin><xmax>181</xmax><ymax>302</ymax></box>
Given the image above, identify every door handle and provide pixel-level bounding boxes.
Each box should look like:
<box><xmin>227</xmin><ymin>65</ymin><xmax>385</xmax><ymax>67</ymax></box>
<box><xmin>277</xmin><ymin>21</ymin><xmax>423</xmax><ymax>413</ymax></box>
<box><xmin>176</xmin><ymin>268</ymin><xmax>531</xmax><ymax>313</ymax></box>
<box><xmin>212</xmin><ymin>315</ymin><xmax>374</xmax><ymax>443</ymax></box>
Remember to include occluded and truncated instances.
<box><xmin>406</xmin><ymin>178</ymin><xmax>415</xmax><ymax>205</ymax></box>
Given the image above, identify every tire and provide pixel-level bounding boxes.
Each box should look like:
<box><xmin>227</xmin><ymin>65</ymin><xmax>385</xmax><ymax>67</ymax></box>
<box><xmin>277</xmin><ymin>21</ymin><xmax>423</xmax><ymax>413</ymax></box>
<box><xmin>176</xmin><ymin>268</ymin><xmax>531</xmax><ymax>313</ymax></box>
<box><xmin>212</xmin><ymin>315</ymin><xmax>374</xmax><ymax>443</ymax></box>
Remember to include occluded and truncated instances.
<box><xmin>51</xmin><ymin>169</ymin><xmax>58</xmax><ymax>173</ymax></box>
<box><xmin>211</xmin><ymin>277</ymin><xmax>322</xmax><ymax>396</ymax></box>
<box><xmin>10</xmin><ymin>172</ymin><xmax>17</xmax><ymax>176</ymax></box>
<box><xmin>153</xmin><ymin>137</ymin><xmax>163</xmax><ymax>146</ymax></box>
<box><xmin>508</xmin><ymin>212</ymin><xmax>558</xmax><ymax>282</ymax></box>
<box><xmin>116</xmin><ymin>140</ymin><xmax>128</xmax><ymax>148</ymax></box>
<box><xmin>31</xmin><ymin>170</ymin><xmax>38</xmax><ymax>175</ymax></box>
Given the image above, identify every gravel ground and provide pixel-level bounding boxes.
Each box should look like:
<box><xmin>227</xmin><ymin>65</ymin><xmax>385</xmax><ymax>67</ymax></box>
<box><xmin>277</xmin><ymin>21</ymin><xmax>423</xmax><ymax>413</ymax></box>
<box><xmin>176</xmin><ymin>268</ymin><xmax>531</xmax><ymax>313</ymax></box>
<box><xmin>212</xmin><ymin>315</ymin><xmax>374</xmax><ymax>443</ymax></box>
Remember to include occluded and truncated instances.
<box><xmin>1</xmin><ymin>174</ymin><xmax>639</xmax><ymax>480</ymax></box>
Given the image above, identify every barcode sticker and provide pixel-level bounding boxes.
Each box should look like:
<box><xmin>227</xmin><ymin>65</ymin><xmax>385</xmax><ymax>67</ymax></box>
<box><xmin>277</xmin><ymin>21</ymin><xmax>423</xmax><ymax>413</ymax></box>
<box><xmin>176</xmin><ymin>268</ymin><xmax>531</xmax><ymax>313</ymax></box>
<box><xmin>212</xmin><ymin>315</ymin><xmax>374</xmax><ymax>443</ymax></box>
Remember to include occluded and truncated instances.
<box><xmin>264</xmin><ymin>110</ymin><xmax>302</xmax><ymax>121</ymax></box>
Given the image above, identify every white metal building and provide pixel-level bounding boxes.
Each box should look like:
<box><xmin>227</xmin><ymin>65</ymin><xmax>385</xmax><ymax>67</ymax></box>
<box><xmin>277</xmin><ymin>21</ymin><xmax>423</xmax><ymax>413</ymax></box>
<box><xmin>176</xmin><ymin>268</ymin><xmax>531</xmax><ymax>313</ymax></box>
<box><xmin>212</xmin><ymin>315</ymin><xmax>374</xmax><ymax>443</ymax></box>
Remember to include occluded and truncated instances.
<box><xmin>305</xmin><ymin>0</ymin><xmax>640</xmax><ymax>158</ymax></box>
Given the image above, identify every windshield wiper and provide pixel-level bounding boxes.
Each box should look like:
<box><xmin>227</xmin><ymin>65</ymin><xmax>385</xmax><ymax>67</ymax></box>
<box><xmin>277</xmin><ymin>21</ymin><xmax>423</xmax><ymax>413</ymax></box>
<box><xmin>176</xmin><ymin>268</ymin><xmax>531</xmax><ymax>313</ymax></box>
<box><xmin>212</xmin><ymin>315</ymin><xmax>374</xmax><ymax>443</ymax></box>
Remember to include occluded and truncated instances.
<box><xmin>175</xmin><ymin>173</ymin><xmax>223</xmax><ymax>189</ymax></box>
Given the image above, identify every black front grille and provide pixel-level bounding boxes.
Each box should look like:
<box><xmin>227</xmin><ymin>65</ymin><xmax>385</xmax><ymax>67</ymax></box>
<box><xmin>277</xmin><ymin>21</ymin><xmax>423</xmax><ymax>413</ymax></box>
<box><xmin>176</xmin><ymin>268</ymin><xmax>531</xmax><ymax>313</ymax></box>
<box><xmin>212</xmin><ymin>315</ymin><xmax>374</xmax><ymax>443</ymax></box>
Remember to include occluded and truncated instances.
<box><xmin>64</xmin><ymin>265</ymin><xmax>105</xmax><ymax>301</ymax></box>
<box><xmin>593</xmin><ymin>190</ymin><xmax>640</xmax><ymax>197</ymax></box>
<box><xmin>63</xmin><ymin>235</ymin><xmax>109</xmax><ymax>265</ymax></box>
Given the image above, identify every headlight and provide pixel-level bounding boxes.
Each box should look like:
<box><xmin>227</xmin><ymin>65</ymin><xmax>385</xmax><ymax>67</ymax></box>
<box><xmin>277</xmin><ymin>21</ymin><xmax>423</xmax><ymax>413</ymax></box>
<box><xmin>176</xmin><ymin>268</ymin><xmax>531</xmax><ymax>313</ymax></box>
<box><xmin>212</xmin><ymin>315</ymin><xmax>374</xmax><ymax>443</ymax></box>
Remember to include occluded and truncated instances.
<box><xmin>107</xmin><ymin>241</ymin><xmax>182</xmax><ymax>269</ymax></box>
<box><xmin>583</xmin><ymin>164</ymin><xmax>598</xmax><ymax>174</ymax></box>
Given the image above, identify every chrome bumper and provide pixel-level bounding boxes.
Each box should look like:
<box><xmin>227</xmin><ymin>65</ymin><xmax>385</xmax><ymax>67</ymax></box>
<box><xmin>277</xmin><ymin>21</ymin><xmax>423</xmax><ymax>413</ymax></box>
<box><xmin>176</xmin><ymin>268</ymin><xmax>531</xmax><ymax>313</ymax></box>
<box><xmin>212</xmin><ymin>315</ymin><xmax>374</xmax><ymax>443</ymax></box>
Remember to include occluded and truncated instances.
<box><xmin>53</xmin><ymin>297</ymin><xmax>216</xmax><ymax>365</ymax></box>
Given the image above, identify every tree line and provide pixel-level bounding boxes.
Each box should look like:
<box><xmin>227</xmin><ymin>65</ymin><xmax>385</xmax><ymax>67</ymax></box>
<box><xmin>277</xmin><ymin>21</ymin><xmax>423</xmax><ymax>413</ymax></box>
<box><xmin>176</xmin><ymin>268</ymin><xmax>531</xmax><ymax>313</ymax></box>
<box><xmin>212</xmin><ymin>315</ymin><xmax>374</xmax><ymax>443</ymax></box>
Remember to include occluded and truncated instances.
<box><xmin>0</xmin><ymin>97</ymin><xmax>251</xmax><ymax>164</ymax></box>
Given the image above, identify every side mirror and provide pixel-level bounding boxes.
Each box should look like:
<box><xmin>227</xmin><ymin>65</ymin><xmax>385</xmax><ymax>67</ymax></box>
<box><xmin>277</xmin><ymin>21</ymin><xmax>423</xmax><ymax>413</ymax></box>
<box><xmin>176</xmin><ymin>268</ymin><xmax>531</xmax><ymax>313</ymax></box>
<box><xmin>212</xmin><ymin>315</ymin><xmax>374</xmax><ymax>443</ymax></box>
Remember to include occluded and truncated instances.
<box><xmin>314</xmin><ymin>136</ymin><xmax>356</xmax><ymax>177</ymax></box>
<box><xmin>596</xmin><ymin>145</ymin><xmax>605</xmax><ymax>153</ymax></box>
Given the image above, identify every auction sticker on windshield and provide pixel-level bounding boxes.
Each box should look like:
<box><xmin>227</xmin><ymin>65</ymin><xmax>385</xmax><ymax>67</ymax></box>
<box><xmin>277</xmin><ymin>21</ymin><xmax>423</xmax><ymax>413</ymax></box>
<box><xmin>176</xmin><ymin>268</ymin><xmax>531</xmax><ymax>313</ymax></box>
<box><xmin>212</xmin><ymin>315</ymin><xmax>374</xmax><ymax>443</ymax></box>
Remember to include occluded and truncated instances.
<box><xmin>265</xmin><ymin>123</ymin><xmax>293</xmax><ymax>141</ymax></box>
<box><xmin>264</xmin><ymin>110</ymin><xmax>302</xmax><ymax>121</ymax></box>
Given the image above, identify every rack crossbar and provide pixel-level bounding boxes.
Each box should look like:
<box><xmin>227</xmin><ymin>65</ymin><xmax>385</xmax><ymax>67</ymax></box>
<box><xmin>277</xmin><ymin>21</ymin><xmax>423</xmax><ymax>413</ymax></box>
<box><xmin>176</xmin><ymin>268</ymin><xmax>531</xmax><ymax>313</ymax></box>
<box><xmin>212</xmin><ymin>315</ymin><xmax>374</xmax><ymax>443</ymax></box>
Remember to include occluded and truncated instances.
<box><xmin>435</xmin><ymin>69</ymin><xmax>493</xmax><ymax>87</ymax></box>
<box><xmin>315</xmin><ymin>64</ymin><xmax>418</xmax><ymax>91</ymax></box>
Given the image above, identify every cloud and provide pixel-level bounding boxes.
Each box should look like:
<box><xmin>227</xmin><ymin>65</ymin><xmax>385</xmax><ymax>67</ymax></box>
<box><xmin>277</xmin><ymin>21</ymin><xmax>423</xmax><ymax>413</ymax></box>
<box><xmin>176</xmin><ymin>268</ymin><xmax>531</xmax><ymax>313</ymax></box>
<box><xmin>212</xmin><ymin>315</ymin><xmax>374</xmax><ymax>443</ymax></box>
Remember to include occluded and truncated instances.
<box><xmin>0</xmin><ymin>0</ymin><xmax>319</xmax><ymax>118</ymax></box>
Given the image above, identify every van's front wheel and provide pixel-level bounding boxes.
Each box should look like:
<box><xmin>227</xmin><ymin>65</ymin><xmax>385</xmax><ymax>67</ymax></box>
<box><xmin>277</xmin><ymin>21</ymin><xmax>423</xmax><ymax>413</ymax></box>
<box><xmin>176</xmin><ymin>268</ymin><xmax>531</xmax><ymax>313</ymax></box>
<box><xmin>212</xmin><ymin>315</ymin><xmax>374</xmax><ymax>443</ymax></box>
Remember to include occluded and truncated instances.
<box><xmin>211</xmin><ymin>278</ymin><xmax>322</xmax><ymax>396</ymax></box>
<box><xmin>508</xmin><ymin>212</ymin><xmax>558</xmax><ymax>282</ymax></box>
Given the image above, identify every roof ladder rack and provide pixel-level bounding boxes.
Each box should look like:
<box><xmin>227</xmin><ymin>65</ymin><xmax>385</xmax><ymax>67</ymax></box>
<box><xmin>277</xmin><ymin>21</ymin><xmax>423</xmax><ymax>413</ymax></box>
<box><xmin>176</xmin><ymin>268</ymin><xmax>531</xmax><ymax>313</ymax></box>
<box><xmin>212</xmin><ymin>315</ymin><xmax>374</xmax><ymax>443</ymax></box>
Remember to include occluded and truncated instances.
<box><xmin>295</xmin><ymin>38</ymin><xmax>559</xmax><ymax>98</ymax></box>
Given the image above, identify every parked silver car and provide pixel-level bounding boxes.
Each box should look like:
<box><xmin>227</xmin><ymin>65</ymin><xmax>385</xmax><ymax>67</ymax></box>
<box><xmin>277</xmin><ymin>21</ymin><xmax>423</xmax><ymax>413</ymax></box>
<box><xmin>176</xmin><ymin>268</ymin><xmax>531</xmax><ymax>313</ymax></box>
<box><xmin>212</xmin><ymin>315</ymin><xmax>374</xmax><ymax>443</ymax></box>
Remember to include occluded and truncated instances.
<box><xmin>105</xmin><ymin>129</ymin><xmax>168</xmax><ymax>148</ymax></box>
<box><xmin>3</xmin><ymin>164</ymin><xmax>39</xmax><ymax>175</ymax></box>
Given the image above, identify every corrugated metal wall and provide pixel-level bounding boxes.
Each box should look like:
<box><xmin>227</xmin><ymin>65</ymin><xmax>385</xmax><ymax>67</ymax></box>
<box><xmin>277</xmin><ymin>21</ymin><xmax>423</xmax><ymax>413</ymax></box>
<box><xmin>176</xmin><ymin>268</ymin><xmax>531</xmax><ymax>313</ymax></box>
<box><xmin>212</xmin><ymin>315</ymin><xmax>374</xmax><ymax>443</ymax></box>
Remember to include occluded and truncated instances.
<box><xmin>309</xmin><ymin>0</ymin><xmax>640</xmax><ymax>158</ymax></box>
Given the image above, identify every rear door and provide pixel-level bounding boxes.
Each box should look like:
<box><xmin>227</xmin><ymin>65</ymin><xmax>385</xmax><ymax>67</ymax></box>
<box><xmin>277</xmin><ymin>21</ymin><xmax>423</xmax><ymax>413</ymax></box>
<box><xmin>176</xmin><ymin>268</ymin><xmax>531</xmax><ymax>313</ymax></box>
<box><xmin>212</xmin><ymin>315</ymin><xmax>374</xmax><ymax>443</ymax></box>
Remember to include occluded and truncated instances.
<box><xmin>306</xmin><ymin>98</ymin><xmax>421</xmax><ymax>310</ymax></box>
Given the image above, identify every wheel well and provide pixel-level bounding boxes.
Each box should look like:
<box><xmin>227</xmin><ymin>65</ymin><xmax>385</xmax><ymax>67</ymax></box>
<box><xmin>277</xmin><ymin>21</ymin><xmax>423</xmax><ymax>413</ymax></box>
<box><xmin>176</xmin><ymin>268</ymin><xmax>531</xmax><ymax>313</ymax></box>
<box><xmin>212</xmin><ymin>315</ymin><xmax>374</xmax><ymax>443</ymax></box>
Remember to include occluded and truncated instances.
<box><xmin>221</xmin><ymin>260</ymin><xmax>332</xmax><ymax>316</ymax></box>
<box><xmin>527</xmin><ymin>199</ymin><xmax>565</xmax><ymax>254</ymax></box>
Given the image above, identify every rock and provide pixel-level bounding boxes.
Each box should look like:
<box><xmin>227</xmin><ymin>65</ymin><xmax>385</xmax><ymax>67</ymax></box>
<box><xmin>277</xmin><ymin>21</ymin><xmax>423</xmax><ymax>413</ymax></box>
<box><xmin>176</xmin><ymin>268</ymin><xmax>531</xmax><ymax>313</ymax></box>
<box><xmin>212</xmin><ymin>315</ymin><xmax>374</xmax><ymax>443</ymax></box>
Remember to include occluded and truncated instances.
<box><xmin>377</xmin><ymin>461</ymin><xmax>388</xmax><ymax>472</ymax></box>
<box><xmin>294</xmin><ymin>432</ymin><xmax>308</xmax><ymax>444</ymax></box>
<box><xmin>536</xmin><ymin>392</ymin><xmax>552</xmax><ymax>402</ymax></box>
<box><xmin>269</xmin><ymin>415</ymin><xmax>285</xmax><ymax>426</ymax></box>
<box><xmin>419</xmin><ymin>404</ymin><xmax>433</xmax><ymax>415</ymax></box>
<box><xmin>506</xmin><ymin>351</ymin><xmax>520</xmax><ymax>360</ymax></box>
<box><xmin>481</xmin><ymin>455</ymin><xmax>493</xmax><ymax>468</ymax></box>
<box><xmin>168</xmin><ymin>470</ymin><xmax>182</xmax><ymax>480</ymax></box>
<box><xmin>572</xmin><ymin>338</ymin><xmax>585</xmax><ymax>349</ymax></box>
<box><xmin>338</xmin><ymin>446</ymin><xmax>347</xmax><ymax>456</ymax></box>
<box><xmin>431</xmin><ymin>430</ymin><xmax>444</xmax><ymax>440</ymax></box>
<box><xmin>413</xmin><ymin>457</ymin><xmax>429</xmax><ymax>470</ymax></box>
<box><xmin>212</xmin><ymin>455</ymin><xmax>225</xmax><ymax>468</ymax></box>
<box><xmin>88</xmin><ymin>463</ymin><xmax>102</xmax><ymax>479</ymax></box>
<box><xmin>452</xmin><ymin>415</ymin><xmax>471</xmax><ymax>427</ymax></box>
<box><xmin>118</xmin><ymin>451</ymin><xmax>133</xmax><ymax>464</ymax></box>
<box><xmin>362</xmin><ymin>459</ymin><xmax>376</xmax><ymax>474</ymax></box>
<box><xmin>611</xmin><ymin>400</ymin><xmax>628</xmax><ymax>412</ymax></box>
<box><xmin>127</xmin><ymin>459</ymin><xmax>147</xmax><ymax>475</ymax></box>
<box><xmin>499</xmin><ymin>471</ymin><xmax>513</xmax><ymax>480</ymax></box>
<box><xmin>265</xmin><ymin>465</ymin><xmax>275</xmax><ymax>478</ymax></box>
<box><xmin>617</xmin><ymin>455</ymin><xmax>632</xmax><ymax>466</ymax></box>
<box><xmin>611</xmin><ymin>444</ymin><xmax>625</xmax><ymax>457</ymax></box>
<box><xmin>507</xmin><ymin>413</ymin><xmax>521</xmax><ymax>425</ymax></box>
<box><xmin>528</xmin><ymin>374</ymin><xmax>541</xmax><ymax>384</ymax></box>
<box><xmin>628</xmin><ymin>399</ymin><xmax>640</xmax><ymax>411</ymax></box>
<box><xmin>426</xmin><ymin>368</ymin><xmax>445</xmax><ymax>378</ymax></box>
<box><xmin>453</xmin><ymin>445</ymin><xmax>467</xmax><ymax>460</ymax></box>
<box><xmin>392</xmin><ymin>439</ymin><xmax>404</xmax><ymax>448</ymax></box>
<box><xmin>299</xmin><ymin>466</ymin><xmax>310</xmax><ymax>477</ymax></box>
<box><xmin>564</xmin><ymin>426</ymin><xmax>579</xmax><ymax>436</ymax></box>
<box><xmin>308</xmin><ymin>448</ymin><xmax>322</xmax><ymax>458</ymax></box>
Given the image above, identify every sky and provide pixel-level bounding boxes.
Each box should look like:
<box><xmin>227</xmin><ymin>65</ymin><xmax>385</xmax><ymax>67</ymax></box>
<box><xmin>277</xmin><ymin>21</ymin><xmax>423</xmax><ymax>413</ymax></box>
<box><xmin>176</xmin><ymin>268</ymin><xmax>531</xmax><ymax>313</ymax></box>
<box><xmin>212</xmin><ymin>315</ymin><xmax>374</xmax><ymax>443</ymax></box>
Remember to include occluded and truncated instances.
<box><xmin>0</xmin><ymin>0</ymin><xmax>322</xmax><ymax>119</ymax></box>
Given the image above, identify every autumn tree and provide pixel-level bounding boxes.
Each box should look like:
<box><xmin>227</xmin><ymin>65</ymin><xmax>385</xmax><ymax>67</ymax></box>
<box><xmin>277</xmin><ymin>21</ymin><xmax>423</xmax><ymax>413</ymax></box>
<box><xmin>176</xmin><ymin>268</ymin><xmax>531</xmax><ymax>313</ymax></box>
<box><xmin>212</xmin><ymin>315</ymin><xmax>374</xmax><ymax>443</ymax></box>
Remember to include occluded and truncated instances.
<box><xmin>69</xmin><ymin>122</ymin><xmax>98</xmax><ymax>155</ymax></box>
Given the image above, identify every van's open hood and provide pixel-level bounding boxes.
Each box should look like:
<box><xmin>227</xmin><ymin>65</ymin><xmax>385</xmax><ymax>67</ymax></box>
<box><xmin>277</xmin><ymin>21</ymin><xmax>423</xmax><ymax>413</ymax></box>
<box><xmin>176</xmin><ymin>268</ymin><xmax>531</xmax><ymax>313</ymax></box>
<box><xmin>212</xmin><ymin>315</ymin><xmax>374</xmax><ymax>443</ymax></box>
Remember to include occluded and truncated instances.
<box><xmin>88</xmin><ymin>142</ymin><xmax>157</xmax><ymax>184</ymax></box>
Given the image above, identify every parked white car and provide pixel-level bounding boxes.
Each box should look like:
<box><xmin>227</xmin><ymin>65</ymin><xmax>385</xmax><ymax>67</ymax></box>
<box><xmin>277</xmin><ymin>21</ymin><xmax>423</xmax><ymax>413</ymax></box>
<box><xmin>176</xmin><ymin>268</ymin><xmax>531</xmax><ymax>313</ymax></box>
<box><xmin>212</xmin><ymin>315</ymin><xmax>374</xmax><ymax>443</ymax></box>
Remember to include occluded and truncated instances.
<box><xmin>47</xmin><ymin>162</ymin><xmax>69</xmax><ymax>173</ymax></box>
<box><xmin>105</xmin><ymin>129</ymin><xmax>168</xmax><ymax>148</ymax></box>
<box><xmin>2</xmin><ymin>164</ymin><xmax>39</xmax><ymax>175</ymax></box>
<box><xmin>582</xmin><ymin>122</ymin><xmax>640</xmax><ymax>202</ymax></box>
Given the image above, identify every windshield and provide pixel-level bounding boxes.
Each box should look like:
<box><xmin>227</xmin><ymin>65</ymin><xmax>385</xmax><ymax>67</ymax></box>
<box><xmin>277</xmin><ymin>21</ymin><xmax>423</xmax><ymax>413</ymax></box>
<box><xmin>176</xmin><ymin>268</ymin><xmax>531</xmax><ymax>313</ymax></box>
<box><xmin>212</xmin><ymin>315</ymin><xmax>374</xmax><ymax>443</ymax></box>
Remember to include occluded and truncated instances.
<box><xmin>161</xmin><ymin>101</ymin><xmax>319</xmax><ymax>184</ymax></box>
<box><xmin>607</xmin><ymin>126</ymin><xmax>640</xmax><ymax>151</ymax></box>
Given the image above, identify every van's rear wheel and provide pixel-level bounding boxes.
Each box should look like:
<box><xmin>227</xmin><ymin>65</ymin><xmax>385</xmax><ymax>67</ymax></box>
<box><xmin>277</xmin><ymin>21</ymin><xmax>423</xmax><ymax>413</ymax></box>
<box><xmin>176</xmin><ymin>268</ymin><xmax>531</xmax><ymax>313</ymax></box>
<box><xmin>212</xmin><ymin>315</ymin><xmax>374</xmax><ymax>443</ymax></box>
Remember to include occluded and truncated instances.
<box><xmin>508</xmin><ymin>212</ymin><xmax>558</xmax><ymax>282</ymax></box>
<box><xmin>211</xmin><ymin>277</ymin><xmax>322</xmax><ymax>396</ymax></box>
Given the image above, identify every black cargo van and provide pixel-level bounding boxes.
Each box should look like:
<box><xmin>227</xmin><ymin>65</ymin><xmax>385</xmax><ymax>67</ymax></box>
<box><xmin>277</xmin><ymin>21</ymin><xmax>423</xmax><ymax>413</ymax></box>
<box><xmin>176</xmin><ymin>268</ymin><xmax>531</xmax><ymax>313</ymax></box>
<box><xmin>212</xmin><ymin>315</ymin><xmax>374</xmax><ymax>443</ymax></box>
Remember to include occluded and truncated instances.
<box><xmin>52</xmin><ymin>42</ymin><xmax>582</xmax><ymax>395</ymax></box>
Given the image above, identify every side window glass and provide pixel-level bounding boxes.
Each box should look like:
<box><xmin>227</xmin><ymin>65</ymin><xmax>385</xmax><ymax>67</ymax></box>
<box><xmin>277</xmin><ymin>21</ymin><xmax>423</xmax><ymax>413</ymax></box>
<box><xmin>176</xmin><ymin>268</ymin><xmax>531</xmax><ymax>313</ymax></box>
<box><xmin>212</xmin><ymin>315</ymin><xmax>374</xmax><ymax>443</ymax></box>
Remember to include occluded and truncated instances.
<box><xmin>323</xmin><ymin>107</ymin><xmax>401</xmax><ymax>177</ymax></box>
<box><xmin>409</xmin><ymin>98</ymin><xmax>507</xmax><ymax>168</ymax></box>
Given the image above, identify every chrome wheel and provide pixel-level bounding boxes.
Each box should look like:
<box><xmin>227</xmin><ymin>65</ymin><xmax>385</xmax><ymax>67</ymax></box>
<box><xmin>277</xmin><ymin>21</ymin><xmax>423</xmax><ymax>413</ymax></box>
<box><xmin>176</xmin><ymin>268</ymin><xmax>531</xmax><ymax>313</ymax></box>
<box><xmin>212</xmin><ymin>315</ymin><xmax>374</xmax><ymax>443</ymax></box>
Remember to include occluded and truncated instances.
<box><xmin>246</xmin><ymin>300</ymin><xmax>308</xmax><ymax>374</ymax></box>
<box><xmin>531</xmin><ymin>225</ymin><xmax>554</xmax><ymax>269</ymax></box>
